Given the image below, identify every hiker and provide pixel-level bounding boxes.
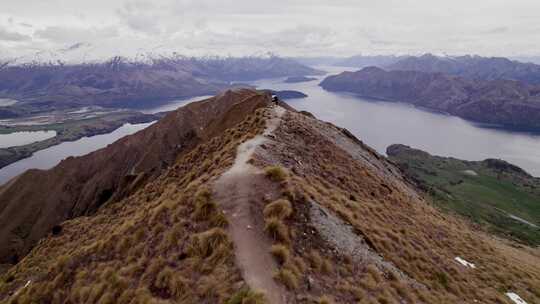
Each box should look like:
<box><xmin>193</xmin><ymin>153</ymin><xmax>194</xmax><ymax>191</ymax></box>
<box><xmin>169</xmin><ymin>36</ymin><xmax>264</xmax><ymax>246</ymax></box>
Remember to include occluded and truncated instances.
<box><xmin>271</xmin><ymin>94</ymin><xmax>279</xmax><ymax>105</ymax></box>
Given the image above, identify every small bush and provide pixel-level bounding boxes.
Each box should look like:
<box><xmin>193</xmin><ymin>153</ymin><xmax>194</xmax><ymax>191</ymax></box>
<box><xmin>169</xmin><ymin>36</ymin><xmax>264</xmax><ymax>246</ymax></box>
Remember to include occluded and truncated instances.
<box><xmin>435</xmin><ymin>271</ymin><xmax>449</xmax><ymax>289</ymax></box>
<box><xmin>194</xmin><ymin>187</ymin><xmax>217</xmax><ymax>220</ymax></box>
<box><xmin>270</xmin><ymin>244</ymin><xmax>290</xmax><ymax>265</ymax></box>
<box><xmin>264</xmin><ymin>217</ymin><xmax>289</xmax><ymax>243</ymax></box>
<box><xmin>189</xmin><ymin>228</ymin><xmax>232</xmax><ymax>265</ymax></box>
<box><xmin>210</xmin><ymin>212</ymin><xmax>229</xmax><ymax>228</ymax></box>
<box><xmin>226</xmin><ymin>287</ymin><xmax>267</xmax><ymax>304</ymax></box>
<box><xmin>274</xmin><ymin>269</ymin><xmax>298</xmax><ymax>290</ymax></box>
<box><xmin>319</xmin><ymin>295</ymin><xmax>334</xmax><ymax>304</ymax></box>
<box><xmin>263</xmin><ymin>199</ymin><xmax>293</xmax><ymax>220</ymax></box>
<box><xmin>264</xmin><ymin>166</ymin><xmax>288</xmax><ymax>182</ymax></box>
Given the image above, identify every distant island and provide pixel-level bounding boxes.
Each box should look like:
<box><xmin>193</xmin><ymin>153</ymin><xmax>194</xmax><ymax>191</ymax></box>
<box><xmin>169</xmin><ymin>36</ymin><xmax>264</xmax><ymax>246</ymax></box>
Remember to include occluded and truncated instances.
<box><xmin>283</xmin><ymin>76</ymin><xmax>317</xmax><ymax>83</ymax></box>
<box><xmin>387</xmin><ymin>144</ymin><xmax>540</xmax><ymax>246</ymax></box>
<box><xmin>320</xmin><ymin>66</ymin><xmax>540</xmax><ymax>129</ymax></box>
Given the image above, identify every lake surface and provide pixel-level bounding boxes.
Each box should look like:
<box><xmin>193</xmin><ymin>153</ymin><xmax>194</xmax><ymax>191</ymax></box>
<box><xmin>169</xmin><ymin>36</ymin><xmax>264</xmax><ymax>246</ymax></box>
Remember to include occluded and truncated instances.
<box><xmin>0</xmin><ymin>98</ymin><xmax>19</xmax><ymax>107</ymax></box>
<box><xmin>250</xmin><ymin>65</ymin><xmax>540</xmax><ymax>177</ymax></box>
<box><xmin>3</xmin><ymin>65</ymin><xmax>540</xmax><ymax>185</ymax></box>
<box><xmin>0</xmin><ymin>130</ymin><xmax>57</xmax><ymax>148</ymax></box>
<box><xmin>0</xmin><ymin>122</ymin><xmax>153</xmax><ymax>184</ymax></box>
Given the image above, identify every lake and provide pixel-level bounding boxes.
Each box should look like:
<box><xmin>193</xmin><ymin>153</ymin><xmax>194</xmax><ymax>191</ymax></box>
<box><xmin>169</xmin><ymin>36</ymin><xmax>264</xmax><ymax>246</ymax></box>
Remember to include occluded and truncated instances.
<box><xmin>0</xmin><ymin>130</ymin><xmax>57</xmax><ymax>148</ymax></box>
<box><xmin>0</xmin><ymin>122</ymin><xmax>153</xmax><ymax>184</ymax></box>
<box><xmin>250</xmin><ymin>65</ymin><xmax>540</xmax><ymax>177</ymax></box>
<box><xmin>2</xmin><ymin>65</ymin><xmax>540</xmax><ymax>185</ymax></box>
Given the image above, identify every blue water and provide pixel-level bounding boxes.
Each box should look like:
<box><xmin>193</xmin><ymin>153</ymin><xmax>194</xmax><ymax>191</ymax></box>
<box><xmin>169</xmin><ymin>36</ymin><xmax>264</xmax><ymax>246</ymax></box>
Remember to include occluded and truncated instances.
<box><xmin>3</xmin><ymin>65</ymin><xmax>540</xmax><ymax>186</ymax></box>
<box><xmin>251</xmin><ymin>65</ymin><xmax>540</xmax><ymax>177</ymax></box>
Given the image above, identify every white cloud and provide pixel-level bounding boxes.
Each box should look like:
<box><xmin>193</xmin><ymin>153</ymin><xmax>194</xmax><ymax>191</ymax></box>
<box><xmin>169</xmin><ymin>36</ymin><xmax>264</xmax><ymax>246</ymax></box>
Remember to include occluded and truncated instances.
<box><xmin>34</xmin><ymin>26</ymin><xmax>119</xmax><ymax>43</ymax></box>
<box><xmin>0</xmin><ymin>26</ymin><xmax>30</xmax><ymax>42</ymax></box>
<box><xmin>1</xmin><ymin>0</ymin><xmax>540</xmax><ymax>60</ymax></box>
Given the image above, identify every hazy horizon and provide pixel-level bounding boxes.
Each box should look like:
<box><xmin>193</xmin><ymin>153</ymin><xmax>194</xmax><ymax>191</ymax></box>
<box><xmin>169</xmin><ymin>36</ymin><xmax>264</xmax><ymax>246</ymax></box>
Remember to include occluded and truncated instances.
<box><xmin>1</xmin><ymin>0</ymin><xmax>540</xmax><ymax>62</ymax></box>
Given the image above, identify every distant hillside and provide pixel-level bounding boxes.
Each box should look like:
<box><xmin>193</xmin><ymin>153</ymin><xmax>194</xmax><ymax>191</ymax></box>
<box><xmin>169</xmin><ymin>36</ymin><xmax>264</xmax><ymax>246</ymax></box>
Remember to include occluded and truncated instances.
<box><xmin>334</xmin><ymin>55</ymin><xmax>404</xmax><ymax>68</ymax></box>
<box><xmin>387</xmin><ymin>53</ymin><xmax>540</xmax><ymax>85</ymax></box>
<box><xmin>388</xmin><ymin>144</ymin><xmax>540</xmax><ymax>246</ymax></box>
<box><xmin>0</xmin><ymin>56</ymin><xmax>322</xmax><ymax>118</ymax></box>
<box><xmin>320</xmin><ymin>66</ymin><xmax>540</xmax><ymax>129</ymax></box>
<box><xmin>1</xmin><ymin>89</ymin><xmax>539</xmax><ymax>303</ymax></box>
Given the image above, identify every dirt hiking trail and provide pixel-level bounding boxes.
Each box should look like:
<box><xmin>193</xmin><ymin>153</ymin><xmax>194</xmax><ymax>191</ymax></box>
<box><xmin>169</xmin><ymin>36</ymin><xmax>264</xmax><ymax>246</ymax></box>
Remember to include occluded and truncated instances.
<box><xmin>213</xmin><ymin>105</ymin><xmax>288</xmax><ymax>304</ymax></box>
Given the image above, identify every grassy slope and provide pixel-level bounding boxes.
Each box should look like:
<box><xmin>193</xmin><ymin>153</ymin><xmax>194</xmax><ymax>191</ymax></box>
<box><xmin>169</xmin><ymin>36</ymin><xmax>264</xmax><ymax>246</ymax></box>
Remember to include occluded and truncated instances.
<box><xmin>387</xmin><ymin>144</ymin><xmax>540</xmax><ymax>246</ymax></box>
<box><xmin>0</xmin><ymin>106</ymin><xmax>269</xmax><ymax>304</ymax></box>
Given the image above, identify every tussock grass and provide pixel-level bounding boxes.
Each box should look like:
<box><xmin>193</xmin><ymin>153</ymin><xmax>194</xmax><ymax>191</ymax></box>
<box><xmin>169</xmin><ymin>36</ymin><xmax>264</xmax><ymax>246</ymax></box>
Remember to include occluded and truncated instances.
<box><xmin>319</xmin><ymin>295</ymin><xmax>334</xmax><ymax>304</ymax></box>
<box><xmin>264</xmin><ymin>217</ymin><xmax>289</xmax><ymax>243</ymax></box>
<box><xmin>270</xmin><ymin>244</ymin><xmax>290</xmax><ymax>265</ymax></box>
<box><xmin>263</xmin><ymin>199</ymin><xmax>293</xmax><ymax>219</ymax></box>
<box><xmin>194</xmin><ymin>187</ymin><xmax>217</xmax><ymax>220</ymax></box>
<box><xmin>274</xmin><ymin>268</ymin><xmax>298</xmax><ymax>290</ymax></box>
<box><xmin>188</xmin><ymin>228</ymin><xmax>233</xmax><ymax>270</ymax></box>
<box><xmin>226</xmin><ymin>287</ymin><xmax>267</xmax><ymax>304</ymax></box>
<box><xmin>264</xmin><ymin>166</ymin><xmax>288</xmax><ymax>182</ymax></box>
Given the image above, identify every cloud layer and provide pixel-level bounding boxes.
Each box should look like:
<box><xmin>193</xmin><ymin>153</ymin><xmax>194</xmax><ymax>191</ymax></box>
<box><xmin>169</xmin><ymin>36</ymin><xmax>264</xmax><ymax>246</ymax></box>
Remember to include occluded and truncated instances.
<box><xmin>1</xmin><ymin>0</ymin><xmax>539</xmax><ymax>61</ymax></box>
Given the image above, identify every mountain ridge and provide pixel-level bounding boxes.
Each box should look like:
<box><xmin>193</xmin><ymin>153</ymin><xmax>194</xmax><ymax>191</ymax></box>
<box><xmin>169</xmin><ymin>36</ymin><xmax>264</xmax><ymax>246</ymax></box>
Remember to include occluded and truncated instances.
<box><xmin>0</xmin><ymin>56</ymin><xmax>322</xmax><ymax>118</ymax></box>
<box><xmin>320</xmin><ymin>66</ymin><xmax>540</xmax><ymax>129</ymax></box>
<box><xmin>387</xmin><ymin>53</ymin><xmax>540</xmax><ymax>85</ymax></box>
<box><xmin>0</xmin><ymin>90</ymin><xmax>539</xmax><ymax>303</ymax></box>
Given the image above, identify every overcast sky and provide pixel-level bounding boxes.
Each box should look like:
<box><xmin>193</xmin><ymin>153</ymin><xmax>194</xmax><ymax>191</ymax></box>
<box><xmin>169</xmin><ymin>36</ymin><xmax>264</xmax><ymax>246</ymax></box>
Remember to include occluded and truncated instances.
<box><xmin>1</xmin><ymin>0</ymin><xmax>539</xmax><ymax>61</ymax></box>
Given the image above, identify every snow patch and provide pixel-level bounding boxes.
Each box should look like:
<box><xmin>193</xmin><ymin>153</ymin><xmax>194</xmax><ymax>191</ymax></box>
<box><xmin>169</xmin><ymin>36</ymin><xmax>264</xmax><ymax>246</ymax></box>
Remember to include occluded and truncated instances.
<box><xmin>454</xmin><ymin>256</ymin><xmax>476</xmax><ymax>268</ymax></box>
<box><xmin>506</xmin><ymin>292</ymin><xmax>528</xmax><ymax>304</ymax></box>
<box><xmin>462</xmin><ymin>170</ymin><xmax>478</xmax><ymax>176</ymax></box>
<box><xmin>507</xmin><ymin>214</ymin><xmax>539</xmax><ymax>228</ymax></box>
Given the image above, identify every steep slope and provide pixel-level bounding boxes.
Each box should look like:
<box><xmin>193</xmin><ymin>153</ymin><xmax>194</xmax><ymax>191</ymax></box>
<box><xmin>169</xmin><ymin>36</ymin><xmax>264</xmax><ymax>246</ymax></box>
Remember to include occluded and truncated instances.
<box><xmin>387</xmin><ymin>53</ymin><xmax>540</xmax><ymax>85</ymax></box>
<box><xmin>320</xmin><ymin>67</ymin><xmax>540</xmax><ymax>129</ymax></box>
<box><xmin>387</xmin><ymin>144</ymin><xmax>540</xmax><ymax>246</ymax></box>
<box><xmin>0</xmin><ymin>89</ymin><xmax>271</xmax><ymax>266</ymax></box>
<box><xmin>0</xmin><ymin>91</ymin><xmax>539</xmax><ymax>304</ymax></box>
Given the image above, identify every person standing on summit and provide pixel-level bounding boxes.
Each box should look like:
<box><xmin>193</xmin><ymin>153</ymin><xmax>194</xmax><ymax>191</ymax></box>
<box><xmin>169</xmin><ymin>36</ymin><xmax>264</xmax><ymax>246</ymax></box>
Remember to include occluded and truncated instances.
<box><xmin>271</xmin><ymin>94</ymin><xmax>279</xmax><ymax>105</ymax></box>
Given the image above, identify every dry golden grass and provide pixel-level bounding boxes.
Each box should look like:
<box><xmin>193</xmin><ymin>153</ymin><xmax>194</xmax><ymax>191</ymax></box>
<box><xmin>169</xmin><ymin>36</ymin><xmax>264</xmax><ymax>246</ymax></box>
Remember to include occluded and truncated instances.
<box><xmin>249</xmin><ymin>110</ymin><xmax>540</xmax><ymax>303</ymax></box>
<box><xmin>0</xmin><ymin>105</ymin><xmax>271</xmax><ymax>304</ymax></box>
<box><xmin>263</xmin><ymin>199</ymin><xmax>293</xmax><ymax>220</ymax></box>
<box><xmin>270</xmin><ymin>244</ymin><xmax>290</xmax><ymax>265</ymax></box>
<box><xmin>264</xmin><ymin>217</ymin><xmax>290</xmax><ymax>244</ymax></box>
<box><xmin>226</xmin><ymin>287</ymin><xmax>267</xmax><ymax>304</ymax></box>
<box><xmin>264</xmin><ymin>166</ymin><xmax>288</xmax><ymax>182</ymax></box>
<box><xmin>274</xmin><ymin>268</ymin><xmax>298</xmax><ymax>290</ymax></box>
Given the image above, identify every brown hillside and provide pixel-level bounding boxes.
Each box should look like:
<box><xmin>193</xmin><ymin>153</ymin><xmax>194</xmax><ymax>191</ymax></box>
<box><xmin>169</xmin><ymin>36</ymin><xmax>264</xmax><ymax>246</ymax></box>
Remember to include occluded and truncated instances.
<box><xmin>0</xmin><ymin>89</ymin><xmax>271</xmax><ymax>266</ymax></box>
<box><xmin>0</xmin><ymin>90</ymin><xmax>539</xmax><ymax>304</ymax></box>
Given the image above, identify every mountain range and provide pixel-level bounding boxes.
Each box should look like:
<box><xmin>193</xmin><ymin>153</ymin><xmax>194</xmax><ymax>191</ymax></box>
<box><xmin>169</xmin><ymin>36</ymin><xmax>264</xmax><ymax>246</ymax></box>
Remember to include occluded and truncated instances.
<box><xmin>320</xmin><ymin>66</ymin><xmax>540</xmax><ymax>129</ymax></box>
<box><xmin>0</xmin><ymin>56</ymin><xmax>322</xmax><ymax>118</ymax></box>
<box><xmin>387</xmin><ymin>53</ymin><xmax>540</xmax><ymax>85</ymax></box>
<box><xmin>0</xmin><ymin>89</ymin><xmax>539</xmax><ymax>303</ymax></box>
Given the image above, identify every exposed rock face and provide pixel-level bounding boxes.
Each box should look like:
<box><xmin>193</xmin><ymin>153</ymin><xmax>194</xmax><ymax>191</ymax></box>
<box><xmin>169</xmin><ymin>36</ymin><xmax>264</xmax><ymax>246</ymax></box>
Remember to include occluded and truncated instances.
<box><xmin>320</xmin><ymin>66</ymin><xmax>540</xmax><ymax>129</ymax></box>
<box><xmin>0</xmin><ymin>90</ymin><xmax>539</xmax><ymax>304</ymax></box>
<box><xmin>387</xmin><ymin>53</ymin><xmax>540</xmax><ymax>85</ymax></box>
